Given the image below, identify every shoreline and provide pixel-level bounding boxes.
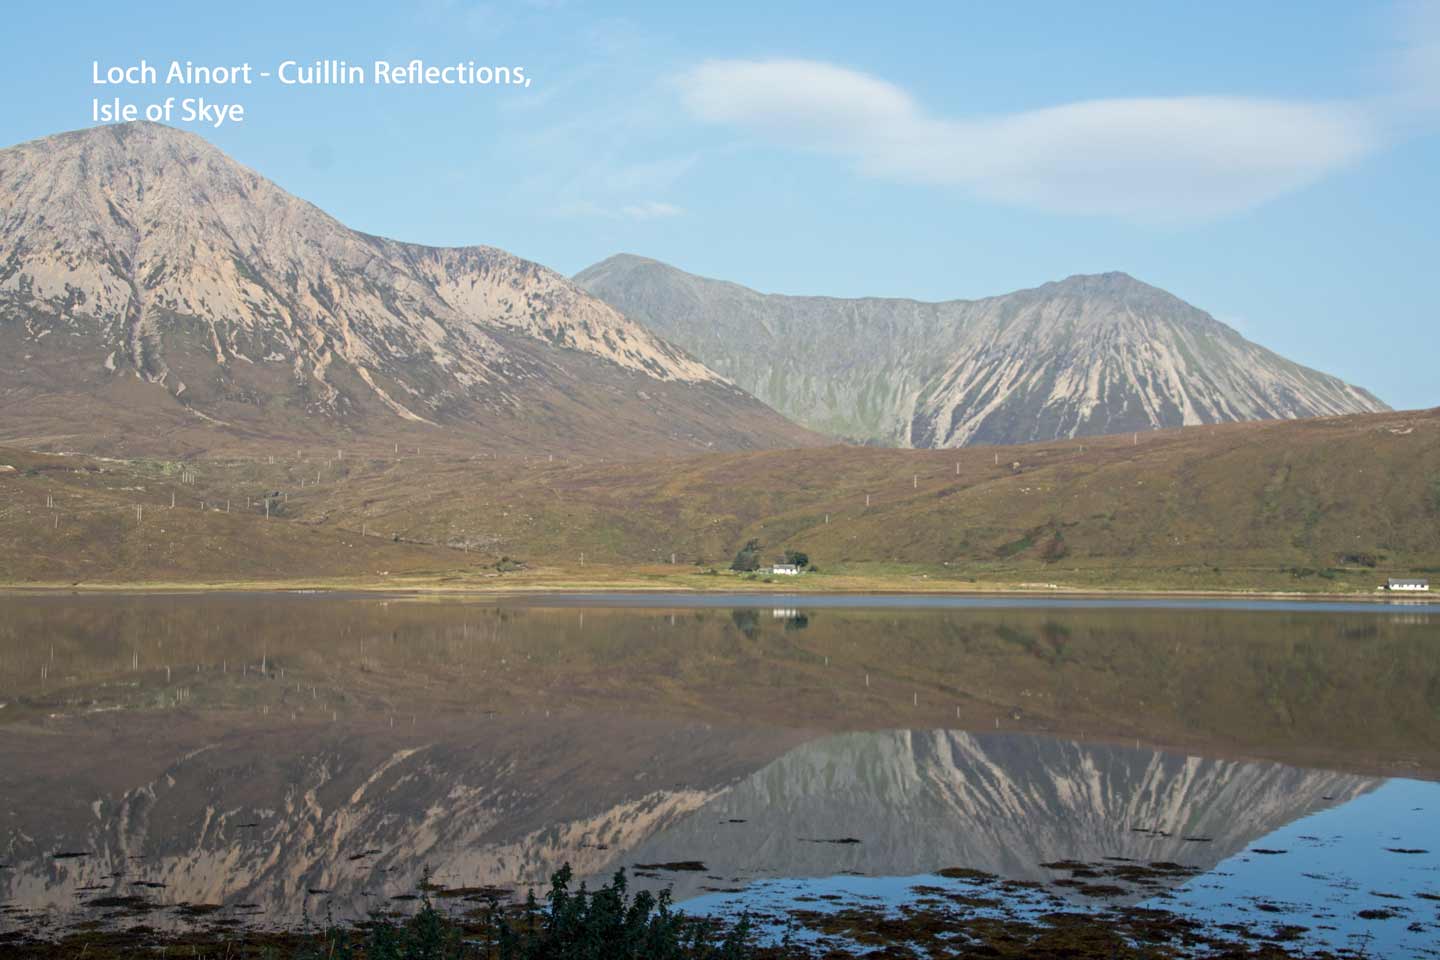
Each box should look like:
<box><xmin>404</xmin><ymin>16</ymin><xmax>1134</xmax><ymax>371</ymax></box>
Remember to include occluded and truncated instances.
<box><xmin>1</xmin><ymin>572</ymin><xmax>1434</xmax><ymax>606</ymax></box>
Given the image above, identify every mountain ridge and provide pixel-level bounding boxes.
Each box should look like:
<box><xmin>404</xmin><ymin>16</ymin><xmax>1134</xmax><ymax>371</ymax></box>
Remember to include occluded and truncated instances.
<box><xmin>575</xmin><ymin>254</ymin><xmax>1388</xmax><ymax>447</ymax></box>
<box><xmin>0</xmin><ymin>124</ymin><xmax>820</xmax><ymax>456</ymax></box>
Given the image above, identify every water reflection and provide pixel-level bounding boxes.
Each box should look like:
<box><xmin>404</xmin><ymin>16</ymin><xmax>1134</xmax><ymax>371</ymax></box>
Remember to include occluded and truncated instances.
<box><xmin>625</xmin><ymin>730</ymin><xmax>1379</xmax><ymax>899</ymax></box>
<box><xmin>1</xmin><ymin>593</ymin><xmax>1437</xmax><ymax>941</ymax></box>
<box><xmin>0</xmin><ymin>723</ymin><xmax>1387</xmax><ymax>929</ymax></box>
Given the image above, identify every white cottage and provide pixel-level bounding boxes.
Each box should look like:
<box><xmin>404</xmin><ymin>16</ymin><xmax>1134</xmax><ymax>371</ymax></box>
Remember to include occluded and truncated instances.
<box><xmin>1387</xmin><ymin>578</ymin><xmax>1430</xmax><ymax>592</ymax></box>
<box><xmin>770</xmin><ymin>563</ymin><xmax>801</xmax><ymax>576</ymax></box>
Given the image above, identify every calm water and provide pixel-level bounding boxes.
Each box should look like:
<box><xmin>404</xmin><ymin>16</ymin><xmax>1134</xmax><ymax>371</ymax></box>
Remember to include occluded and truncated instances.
<box><xmin>1</xmin><ymin>593</ymin><xmax>1438</xmax><ymax>954</ymax></box>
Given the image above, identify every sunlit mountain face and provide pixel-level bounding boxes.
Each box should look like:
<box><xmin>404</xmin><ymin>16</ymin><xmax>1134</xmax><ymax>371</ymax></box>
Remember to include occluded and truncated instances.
<box><xmin>0</xmin><ymin>124</ymin><xmax>819</xmax><ymax>457</ymax></box>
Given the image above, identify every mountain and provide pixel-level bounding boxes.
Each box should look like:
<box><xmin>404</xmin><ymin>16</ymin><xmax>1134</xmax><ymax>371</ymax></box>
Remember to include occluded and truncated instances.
<box><xmin>574</xmin><ymin>255</ymin><xmax>1388</xmax><ymax>447</ymax></box>
<box><xmin>0</xmin><ymin>125</ymin><xmax>819</xmax><ymax>456</ymax></box>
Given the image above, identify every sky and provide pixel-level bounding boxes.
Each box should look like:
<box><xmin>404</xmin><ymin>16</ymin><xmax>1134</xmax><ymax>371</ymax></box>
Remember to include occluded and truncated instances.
<box><xmin>2</xmin><ymin>0</ymin><xmax>1436</xmax><ymax>409</ymax></box>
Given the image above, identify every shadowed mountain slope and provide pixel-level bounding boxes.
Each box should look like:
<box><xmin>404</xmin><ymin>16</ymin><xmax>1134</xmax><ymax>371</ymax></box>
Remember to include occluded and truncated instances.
<box><xmin>575</xmin><ymin>255</ymin><xmax>1387</xmax><ymax>447</ymax></box>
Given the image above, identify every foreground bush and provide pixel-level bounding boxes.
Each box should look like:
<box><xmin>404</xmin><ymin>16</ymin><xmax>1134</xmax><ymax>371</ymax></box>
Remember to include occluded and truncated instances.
<box><xmin>293</xmin><ymin>865</ymin><xmax>754</xmax><ymax>960</ymax></box>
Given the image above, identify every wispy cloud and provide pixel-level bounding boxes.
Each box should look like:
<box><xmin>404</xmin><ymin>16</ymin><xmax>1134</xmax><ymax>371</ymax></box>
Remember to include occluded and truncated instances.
<box><xmin>677</xmin><ymin>58</ymin><xmax>1384</xmax><ymax>223</ymax></box>
<box><xmin>1396</xmin><ymin>0</ymin><xmax>1440</xmax><ymax>110</ymax></box>
<box><xmin>620</xmin><ymin>201</ymin><xmax>684</xmax><ymax>220</ymax></box>
<box><xmin>549</xmin><ymin>199</ymin><xmax>685</xmax><ymax>221</ymax></box>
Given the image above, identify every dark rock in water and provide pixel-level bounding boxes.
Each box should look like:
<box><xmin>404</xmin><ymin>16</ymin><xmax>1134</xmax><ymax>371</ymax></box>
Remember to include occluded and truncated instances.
<box><xmin>800</xmin><ymin>837</ymin><xmax>861</xmax><ymax>845</ymax></box>
<box><xmin>86</xmin><ymin>895</ymin><xmax>154</xmax><ymax>911</ymax></box>
<box><xmin>174</xmin><ymin>903</ymin><xmax>223</xmax><ymax>917</ymax></box>
<box><xmin>429</xmin><ymin>885</ymin><xmax>511</xmax><ymax>901</ymax></box>
<box><xmin>1384</xmin><ymin>848</ymin><xmax>1428</xmax><ymax>854</ymax></box>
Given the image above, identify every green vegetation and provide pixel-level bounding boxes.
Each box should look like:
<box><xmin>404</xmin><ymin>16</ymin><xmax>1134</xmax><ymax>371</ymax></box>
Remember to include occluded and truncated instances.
<box><xmin>730</xmin><ymin>539</ymin><xmax>762</xmax><ymax>573</ymax></box>
<box><xmin>496</xmin><ymin>867</ymin><xmax>751</xmax><ymax>960</ymax></box>
<box><xmin>285</xmin><ymin>868</ymin><xmax>753</xmax><ymax>960</ymax></box>
<box><xmin>1</xmin><ymin>868</ymin><xmax>755</xmax><ymax>959</ymax></box>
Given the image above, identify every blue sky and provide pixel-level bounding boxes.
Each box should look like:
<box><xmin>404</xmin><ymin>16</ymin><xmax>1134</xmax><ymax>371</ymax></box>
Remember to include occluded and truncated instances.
<box><xmin>2</xmin><ymin>1</ymin><xmax>1436</xmax><ymax>408</ymax></box>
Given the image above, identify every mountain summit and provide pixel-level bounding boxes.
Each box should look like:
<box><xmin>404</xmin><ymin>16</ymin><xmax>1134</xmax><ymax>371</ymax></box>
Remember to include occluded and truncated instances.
<box><xmin>0</xmin><ymin>125</ymin><xmax>817</xmax><ymax>455</ymax></box>
<box><xmin>575</xmin><ymin>255</ymin><xmax>1388</xmax><ymax>447</ymax></box>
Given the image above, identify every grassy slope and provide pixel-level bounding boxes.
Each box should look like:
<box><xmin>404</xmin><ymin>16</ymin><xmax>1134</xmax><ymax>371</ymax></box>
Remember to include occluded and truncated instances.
<box><xmin>0</xmin><ymin>448</ymin><xmax>473</xmax><ymax>584</ymax></box>
<box><xmin>1</xmin><ymin>408</ymin><xmax>1438</xmax><ymax>590</ymax></box>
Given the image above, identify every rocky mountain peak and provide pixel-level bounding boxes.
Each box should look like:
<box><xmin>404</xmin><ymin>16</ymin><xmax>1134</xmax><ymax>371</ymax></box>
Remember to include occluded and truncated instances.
<box><xmin>576</xmin><ymin>257</ymin><xmax>1387</xmax><ymax>447</ymax></box>
<box><xmin>0</xmin><ymin>125</ymin><xmax>820</xmax><ymax>455</ymax></box>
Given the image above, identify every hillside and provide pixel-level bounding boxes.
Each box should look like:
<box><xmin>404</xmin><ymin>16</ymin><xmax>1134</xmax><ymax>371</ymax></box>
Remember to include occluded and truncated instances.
<box><xmin>575</xmin><ymin>255</ymin><xmax>1388</xmax><ymax>447</ymax></box>
<box><xmin>2</xmin><ymin>407</ymin><xmax>1436</xmax><ymax>590</ymax></box>
<box><xmin>0</xmin><ymin>125</ymin><xmax>818</xmax><ymax>457</ymax></box>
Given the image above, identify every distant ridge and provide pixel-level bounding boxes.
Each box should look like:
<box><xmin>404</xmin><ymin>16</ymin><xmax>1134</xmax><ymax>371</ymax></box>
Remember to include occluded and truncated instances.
<box><xmin>575</xmin><ymin>254</ymin><xmax>1388</xmax><ymax>447</ymax></box>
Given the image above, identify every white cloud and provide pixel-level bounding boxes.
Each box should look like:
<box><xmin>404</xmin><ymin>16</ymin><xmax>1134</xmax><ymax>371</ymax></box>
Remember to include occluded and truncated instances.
<box><xmin>678</xmin><ymin>59</ymin><xmax>1382</xmax><ymax>222</ymax></box>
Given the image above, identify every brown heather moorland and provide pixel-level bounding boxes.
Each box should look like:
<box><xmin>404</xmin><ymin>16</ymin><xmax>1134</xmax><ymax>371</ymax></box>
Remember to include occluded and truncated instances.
<box><xmin>1</xmin><ymin>407</ymin><xmax>1437</xmax><ymax>592</ymax></box>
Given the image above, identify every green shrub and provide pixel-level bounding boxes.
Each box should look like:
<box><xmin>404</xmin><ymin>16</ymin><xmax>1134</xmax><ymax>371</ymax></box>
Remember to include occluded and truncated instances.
<box><xmin>286</xmin><ymin>867</ymin><xmax>754</xmax><ymax>960</ymax></box>
<box><xmin>1040</xmin><ymin>533</ymin><xmax>1069</xmax><ymax>563</ymax></box>
<box><xmin>496</xmin><ymin>866</ymin><xmax>753</xmax><ymax>960</ymax></box>
<box><xmin>730</xmin><ymin>539</ymin><xmax>762</xmax><ymax>572</ymax></box>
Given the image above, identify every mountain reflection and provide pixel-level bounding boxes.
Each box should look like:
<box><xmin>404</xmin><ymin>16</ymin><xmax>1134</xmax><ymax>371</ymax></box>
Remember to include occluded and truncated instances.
<box><xmin>0</xmin><ymin>593</ymin><xmax>1431</xmax><ymax>932</ymax></box>
<box><xmin>623</xmin><ymin>730</ymin><xmax>1377</xmax><ymax>900</ymax></box>
<box><xmin>1</xmin><ymin>724</ymin><xmax>1376</xmax><ymax>926</ymax></box>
